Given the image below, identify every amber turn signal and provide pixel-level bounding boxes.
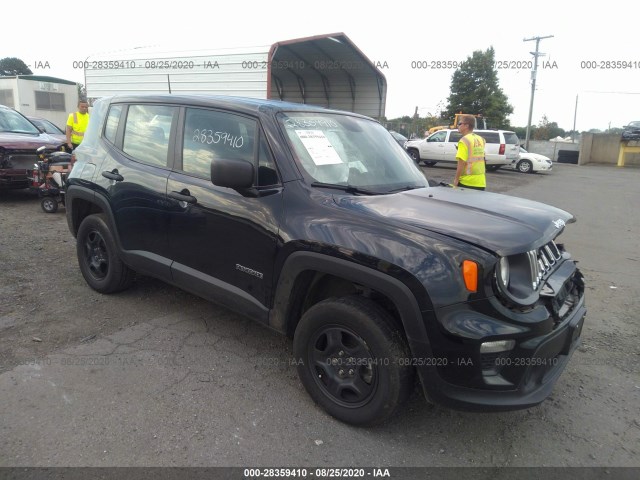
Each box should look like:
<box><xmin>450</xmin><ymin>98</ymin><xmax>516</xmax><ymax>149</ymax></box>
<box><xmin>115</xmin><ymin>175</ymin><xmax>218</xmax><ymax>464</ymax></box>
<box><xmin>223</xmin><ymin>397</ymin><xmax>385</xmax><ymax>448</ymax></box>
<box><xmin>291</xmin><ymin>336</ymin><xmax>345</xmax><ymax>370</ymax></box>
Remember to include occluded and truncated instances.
<box><xmin>462</xmin><ymin>260</ymin><xmax>478</xmax><ymax>292</ymax></box>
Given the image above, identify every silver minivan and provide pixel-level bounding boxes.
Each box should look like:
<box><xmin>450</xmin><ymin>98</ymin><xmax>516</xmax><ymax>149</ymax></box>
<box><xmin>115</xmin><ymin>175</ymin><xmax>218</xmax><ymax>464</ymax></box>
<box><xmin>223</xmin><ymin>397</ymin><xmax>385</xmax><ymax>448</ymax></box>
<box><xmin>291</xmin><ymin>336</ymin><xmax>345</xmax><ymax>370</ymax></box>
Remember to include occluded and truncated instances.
<box><xmin>406</xmin><ymin>129</ymin><xmax>520</xmax><ymax>170</ymax></box>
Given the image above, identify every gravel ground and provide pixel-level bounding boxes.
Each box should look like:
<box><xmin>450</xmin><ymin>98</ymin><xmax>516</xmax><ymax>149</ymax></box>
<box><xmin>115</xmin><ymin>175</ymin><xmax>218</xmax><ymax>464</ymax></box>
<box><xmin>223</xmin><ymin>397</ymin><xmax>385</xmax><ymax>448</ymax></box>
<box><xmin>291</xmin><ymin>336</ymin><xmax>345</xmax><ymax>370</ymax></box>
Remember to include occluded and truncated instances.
<box><xmin>0</xmin><ymin>163</ymin><xmax>638</xmax><ymax>469</ymax></box>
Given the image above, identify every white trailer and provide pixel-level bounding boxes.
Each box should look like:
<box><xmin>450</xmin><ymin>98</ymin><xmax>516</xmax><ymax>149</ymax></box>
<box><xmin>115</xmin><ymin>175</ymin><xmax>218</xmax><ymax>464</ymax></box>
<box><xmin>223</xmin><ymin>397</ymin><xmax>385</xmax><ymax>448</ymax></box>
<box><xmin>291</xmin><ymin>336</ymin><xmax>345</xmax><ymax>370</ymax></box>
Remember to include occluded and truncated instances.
<box><xmin>84</xmin><ymin>33</ymin><xmax>386</xmax><ymax>119</ymax></box>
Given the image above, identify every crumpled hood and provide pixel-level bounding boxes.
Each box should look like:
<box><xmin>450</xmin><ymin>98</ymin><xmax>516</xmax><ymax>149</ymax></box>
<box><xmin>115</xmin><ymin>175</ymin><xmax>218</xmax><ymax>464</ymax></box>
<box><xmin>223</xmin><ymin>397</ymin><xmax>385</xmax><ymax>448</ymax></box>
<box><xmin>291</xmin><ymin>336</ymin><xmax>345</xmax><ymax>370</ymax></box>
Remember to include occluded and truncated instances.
<box><xmin>0</xmin><ymin>132</ymin><xmax>61</xmax><ymax>150</ymax></box>
<box><xmin>333</xmin><ymin>187</ymin><xmax>574</xmax><ymax>256</ymax></box>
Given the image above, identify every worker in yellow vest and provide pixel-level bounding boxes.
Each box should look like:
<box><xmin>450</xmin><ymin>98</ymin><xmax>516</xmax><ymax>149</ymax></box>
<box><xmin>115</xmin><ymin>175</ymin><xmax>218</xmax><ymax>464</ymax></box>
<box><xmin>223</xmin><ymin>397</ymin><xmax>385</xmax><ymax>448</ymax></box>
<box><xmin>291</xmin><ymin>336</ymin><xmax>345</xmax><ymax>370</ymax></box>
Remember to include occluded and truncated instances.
<box><xmin>65</xmin><ymin>99</ymin><xmax>90</xmax><ymax>151</ymax></box>
<box><xmin>453</xmin><ymin>114</ymin><xmax>486</xmax><ymax>191</ymax></box>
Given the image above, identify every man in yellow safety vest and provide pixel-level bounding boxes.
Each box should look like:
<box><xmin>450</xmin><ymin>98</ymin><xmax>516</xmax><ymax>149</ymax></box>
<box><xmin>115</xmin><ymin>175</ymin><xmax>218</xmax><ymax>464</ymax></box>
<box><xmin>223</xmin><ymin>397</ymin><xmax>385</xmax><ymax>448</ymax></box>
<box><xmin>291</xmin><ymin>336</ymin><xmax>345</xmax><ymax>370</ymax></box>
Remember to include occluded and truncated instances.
<box><xmin>453</xmin><ymin>114</ymin><xmax>486</xmax><ymax>191</ymax></box>
<box><xmin>65</xmin><ymin>99</ymin><xmax>90</xmax><ymax>151</ymax></box>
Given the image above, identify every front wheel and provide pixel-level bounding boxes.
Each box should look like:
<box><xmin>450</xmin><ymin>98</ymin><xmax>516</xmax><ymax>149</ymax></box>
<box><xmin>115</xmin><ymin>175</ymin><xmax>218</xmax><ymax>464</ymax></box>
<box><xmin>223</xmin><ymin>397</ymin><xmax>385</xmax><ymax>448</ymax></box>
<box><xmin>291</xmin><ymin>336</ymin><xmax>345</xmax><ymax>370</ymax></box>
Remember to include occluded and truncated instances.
<box><xmin>41</xmin><ymin>197</ymin><xmax>58</xmax><ymax>213</ymax></box>
<box><xmin>517</xmin><ymin>160</ymin><xmax>533</xmax><ymax>173</ymax></box>
<box><xmin>76</xmin><ymin>214</ymin><xmax>134</xmax><ymax>293</ymax></box>
<box><xmin>407</xmin><ymin>149</ymin><xmax>421</xmax><ymax>164</ymax></box>
<box><xmin>293</xmin><ymin>296</ymin><xmax>414</xmax><ymax>426</ymax></box>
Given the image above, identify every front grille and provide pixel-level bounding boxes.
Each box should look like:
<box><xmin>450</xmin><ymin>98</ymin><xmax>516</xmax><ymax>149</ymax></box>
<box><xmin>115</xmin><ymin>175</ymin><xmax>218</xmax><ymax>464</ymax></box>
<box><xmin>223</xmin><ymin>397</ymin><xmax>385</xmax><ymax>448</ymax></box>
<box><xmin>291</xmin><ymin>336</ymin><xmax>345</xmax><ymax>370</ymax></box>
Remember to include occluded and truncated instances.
<box><xmin>531</xmin><ymin>240</ymin><xmax>562</xmax><ymax>289</ymax></box>
<box><xmin>4</xmin><ymin>150</ymin><xmax>43</xmax><ymax>170</ymax></box>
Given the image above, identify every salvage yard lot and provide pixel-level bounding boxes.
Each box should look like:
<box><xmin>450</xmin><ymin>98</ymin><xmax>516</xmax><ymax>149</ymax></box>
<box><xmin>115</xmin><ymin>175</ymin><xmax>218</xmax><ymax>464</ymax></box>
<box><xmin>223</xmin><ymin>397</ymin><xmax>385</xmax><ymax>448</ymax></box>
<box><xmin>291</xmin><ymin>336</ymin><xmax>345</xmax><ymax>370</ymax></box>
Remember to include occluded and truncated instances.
<box><xmin>0</xmin><ymin>163</ymin><xmax>638</xmax><ymax>468</ymax></box>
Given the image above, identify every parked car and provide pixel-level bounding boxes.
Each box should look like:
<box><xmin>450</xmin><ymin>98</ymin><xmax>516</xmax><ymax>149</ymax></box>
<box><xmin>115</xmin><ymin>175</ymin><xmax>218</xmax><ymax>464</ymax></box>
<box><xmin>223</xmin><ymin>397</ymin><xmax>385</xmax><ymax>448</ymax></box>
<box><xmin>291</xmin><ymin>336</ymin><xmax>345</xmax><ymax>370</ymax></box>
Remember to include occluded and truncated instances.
<box><xmin>388</xmin><ymin>130</ymin><xmax>408</xmax><ymax>148</ymax></box>
<box><xmin>27</xmin><ymin>116</ymin><xmax>67</xmax><ymax>144</ymax></box>
<box><xmin>66</xmin><ymin>95</ymin><xmax>586</xmax><ymax>426</ymax></box>
<box><xmin>0</xmin><ymin>105</ymin><xmax>65</xmax><ymax>190</ymax></box>
<box><xmin>621</xmin><ymin>121</ymin><xmax>640</xmax><ymax>141</ymax></box>
<box><xmin>405</xmin><ymin>129</ymin><xmax>520</xmax><ymax>170</ymax></box>
<box><xmin>509</xmin><ymin>147</ymin><xmax>553</xmax><ymax>173</ymax></box>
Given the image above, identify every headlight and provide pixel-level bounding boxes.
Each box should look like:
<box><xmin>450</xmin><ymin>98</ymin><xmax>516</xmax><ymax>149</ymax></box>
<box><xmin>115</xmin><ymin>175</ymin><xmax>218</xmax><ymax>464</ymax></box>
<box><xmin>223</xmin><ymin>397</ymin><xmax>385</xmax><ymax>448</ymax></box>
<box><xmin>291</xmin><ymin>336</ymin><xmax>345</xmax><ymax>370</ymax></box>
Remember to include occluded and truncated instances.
<box><xmin>495</xmin><ymin>251</ymin><xmax>540</xmax><ymax>306</ymax></box>
<box><xmin>498</xmin><ymin>257</ymin><xmax>510</xmax><ymax>286</ymax></box>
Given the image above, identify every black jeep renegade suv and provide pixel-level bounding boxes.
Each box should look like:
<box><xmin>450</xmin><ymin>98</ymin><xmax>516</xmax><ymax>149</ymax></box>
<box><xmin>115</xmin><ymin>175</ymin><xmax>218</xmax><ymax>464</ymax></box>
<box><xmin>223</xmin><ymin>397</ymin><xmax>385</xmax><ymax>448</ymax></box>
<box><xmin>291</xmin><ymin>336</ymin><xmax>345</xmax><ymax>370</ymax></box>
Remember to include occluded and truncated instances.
<box><xmin>65</xmin><ymin>95</ymin><xmax>586</xmax><ymax>425</ymax></box>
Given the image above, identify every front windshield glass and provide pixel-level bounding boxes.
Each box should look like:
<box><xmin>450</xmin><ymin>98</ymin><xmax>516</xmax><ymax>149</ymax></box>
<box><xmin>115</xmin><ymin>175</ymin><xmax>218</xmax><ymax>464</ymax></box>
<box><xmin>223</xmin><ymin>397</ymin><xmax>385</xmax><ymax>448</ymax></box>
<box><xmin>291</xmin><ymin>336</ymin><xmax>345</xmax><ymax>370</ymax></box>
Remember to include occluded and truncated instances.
<box><xmin>34</xmin><ymin>119</ymin><xmax>63</xmax><ymax>135</ymax></box>
<box><xmin>0</xmin><ymin>109</ymin><xmax>40</xmax><ymax>134</ymax></box>
<box><xmin>279</xmin><ymin>112</ymin><xmax>428</xmax><ymax>192</ymax></box>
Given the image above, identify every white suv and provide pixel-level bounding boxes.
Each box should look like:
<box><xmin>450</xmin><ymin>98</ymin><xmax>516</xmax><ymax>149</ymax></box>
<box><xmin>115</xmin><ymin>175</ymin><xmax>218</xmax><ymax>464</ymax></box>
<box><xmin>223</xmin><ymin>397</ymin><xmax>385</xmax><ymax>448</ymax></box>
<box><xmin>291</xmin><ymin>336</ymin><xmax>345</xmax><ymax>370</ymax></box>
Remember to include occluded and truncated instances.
<box><xmin>406</xmin><ymin>129</ymin><xmax>520</xmax><ymax>171</ymax></box>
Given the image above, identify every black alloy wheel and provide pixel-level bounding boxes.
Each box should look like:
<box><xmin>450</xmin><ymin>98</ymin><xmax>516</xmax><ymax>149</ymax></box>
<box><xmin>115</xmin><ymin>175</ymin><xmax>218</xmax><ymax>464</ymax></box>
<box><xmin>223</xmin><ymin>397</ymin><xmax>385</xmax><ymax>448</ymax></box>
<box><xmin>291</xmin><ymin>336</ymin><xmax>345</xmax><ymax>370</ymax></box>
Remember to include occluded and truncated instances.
<box><xmin>293</xmin><ymin>295</ymin><xmax>414</xmax><ymax>426</ymax></box>
<box><xmin>76</xmin><ymin>214</ymin><xmax>134</xmax><ymax>293</ymax></box>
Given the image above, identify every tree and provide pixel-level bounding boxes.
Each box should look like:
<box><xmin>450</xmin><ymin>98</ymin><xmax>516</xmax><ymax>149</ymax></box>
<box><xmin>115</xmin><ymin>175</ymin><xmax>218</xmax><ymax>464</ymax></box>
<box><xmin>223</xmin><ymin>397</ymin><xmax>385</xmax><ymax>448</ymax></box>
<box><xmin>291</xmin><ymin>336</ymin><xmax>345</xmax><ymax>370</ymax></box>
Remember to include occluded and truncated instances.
<box><xmin>533</xmin><ymin>115</ymin><xmax>566</xmax><ymax>140</ymax></box>
<box><xmin>77</xmin><ymin>83</ymin><xmax>87</xmax><ymax>99</ymax></box>
<box><xmin>0</xmin><ymin>57</ymin><xmax>32</xmax><ymax>76</ymax></box>
<box><xmin>444</xmin><ymin>47</ymin><xmax>513</xmax><ymax>129</ymax></box>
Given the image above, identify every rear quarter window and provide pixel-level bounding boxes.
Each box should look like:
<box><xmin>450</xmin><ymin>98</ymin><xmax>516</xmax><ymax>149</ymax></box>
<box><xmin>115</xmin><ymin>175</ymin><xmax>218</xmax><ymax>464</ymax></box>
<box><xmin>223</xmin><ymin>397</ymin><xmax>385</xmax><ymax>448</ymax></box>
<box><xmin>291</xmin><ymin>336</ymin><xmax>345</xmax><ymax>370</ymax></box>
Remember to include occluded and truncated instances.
<box><xmin>477</xmin><ymin>132</ymin><xmax>500</xmax><ymax>144</ymax></box>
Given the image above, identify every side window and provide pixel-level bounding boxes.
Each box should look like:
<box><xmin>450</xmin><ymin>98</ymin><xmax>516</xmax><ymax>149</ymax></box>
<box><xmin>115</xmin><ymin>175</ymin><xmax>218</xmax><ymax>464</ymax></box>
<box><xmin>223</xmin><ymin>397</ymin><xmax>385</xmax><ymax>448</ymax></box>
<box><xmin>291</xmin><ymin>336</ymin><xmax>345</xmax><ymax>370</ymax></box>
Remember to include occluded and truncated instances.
<box><xmin>122</xmin><ymin>105</ymin><xmax>176</xmax><ymax>168</ymax></box>
<box><xmin>104</xmin><ymin>105</ymin><xmax>122</xmax><ymax>144</ymax></box>
<box><xmin>428</xmin><ymin>131</ymin><xmax>446</xmax><ymax>142</ymax></box>
<box><xmin>478</xmin><ymin>132</ymin><xmax>500</xmax><ymax>144</ymax></box>
<box><xmin>182</xmin><ymin>108</ymin><xmax>256</xmax><ymax>180</ymax></box>
<box><xmin>257</xmin><ymin>134</ymin><xmax>279</xmax><ymax>186</ymax></box>
<box><xmin>448</xmin><ymin>132</ymin><xmax>462</xmax><ymax>143</ymax></box>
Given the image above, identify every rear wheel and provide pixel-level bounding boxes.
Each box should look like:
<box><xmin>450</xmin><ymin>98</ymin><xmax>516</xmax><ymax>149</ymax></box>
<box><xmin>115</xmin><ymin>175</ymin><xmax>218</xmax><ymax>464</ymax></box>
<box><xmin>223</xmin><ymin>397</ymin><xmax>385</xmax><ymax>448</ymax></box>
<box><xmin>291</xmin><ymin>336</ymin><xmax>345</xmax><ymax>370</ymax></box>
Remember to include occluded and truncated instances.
<box><xmin>293</xmin><ymin>295</ymin><xmax>414</xmax><ymax>426</ymax></box>
<box><xmin>486</xmin><ymin>165</ymin><xmax>501</xmax><ymax>172</ymax></box>
<box><xmin>41</xmin><ymin>197</ymin><xmax>58</xmax><ymax>213</ymax></box>
<box><xmin>76</xmin><ymin>214</ymin><xmax>134</xmax><ymax>293</ymax></box>
<box><xmin>424</xmin><ymin>161</ymin><xmax>438</xmax><ymax>167</ymax></box>
<box><xmin>517</xmin><ymin>160</ymin><xmax>533</xmax><ymax>173</ymax></box>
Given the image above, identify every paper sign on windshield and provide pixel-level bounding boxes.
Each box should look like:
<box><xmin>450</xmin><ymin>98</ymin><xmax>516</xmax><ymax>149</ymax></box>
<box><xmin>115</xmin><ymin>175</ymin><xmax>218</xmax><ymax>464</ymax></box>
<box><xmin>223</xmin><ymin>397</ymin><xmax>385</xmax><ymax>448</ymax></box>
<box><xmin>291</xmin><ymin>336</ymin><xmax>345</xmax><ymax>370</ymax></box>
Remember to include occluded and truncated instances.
<box><xmin>295</xmin><ymin>130</ymin><xmax>343</xmax><ymax>166</ymax></box>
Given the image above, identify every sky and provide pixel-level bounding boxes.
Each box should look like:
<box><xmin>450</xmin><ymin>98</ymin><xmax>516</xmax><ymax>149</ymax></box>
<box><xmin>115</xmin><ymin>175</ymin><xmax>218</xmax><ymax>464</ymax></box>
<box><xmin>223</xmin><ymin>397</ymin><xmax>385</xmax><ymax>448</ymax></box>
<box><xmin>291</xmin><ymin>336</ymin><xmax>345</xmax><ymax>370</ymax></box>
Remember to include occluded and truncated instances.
<box><xmin>3</xmin><ymin>0</ymin><xmax>638</xmax><ymax>132</ymax></box>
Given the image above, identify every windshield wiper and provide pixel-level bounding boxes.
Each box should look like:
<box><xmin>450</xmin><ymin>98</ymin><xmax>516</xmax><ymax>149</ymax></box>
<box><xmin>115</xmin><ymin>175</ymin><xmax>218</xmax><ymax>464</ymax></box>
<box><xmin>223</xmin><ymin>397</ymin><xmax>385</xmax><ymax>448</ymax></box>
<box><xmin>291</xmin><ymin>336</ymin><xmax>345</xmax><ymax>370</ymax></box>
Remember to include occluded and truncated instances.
<box><xmin>386</xmin><ymin>185</ymin><xmax>426</xmax><ymax>193</ymax></box>
<box><xmin>310</xmin><ymin>182</ymin><xmax>383</xmax><ymax>195</ymax></box>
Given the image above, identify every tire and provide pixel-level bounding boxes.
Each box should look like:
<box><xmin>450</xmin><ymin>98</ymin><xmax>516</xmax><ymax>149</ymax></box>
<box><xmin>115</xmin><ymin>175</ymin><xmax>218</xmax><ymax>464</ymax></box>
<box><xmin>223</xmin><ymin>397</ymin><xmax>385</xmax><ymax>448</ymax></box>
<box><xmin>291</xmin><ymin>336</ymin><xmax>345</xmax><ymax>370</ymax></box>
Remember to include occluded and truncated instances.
<box><xmin>486</xmin><ymin>165</ymin><xmax>501</xmax><ymax>172</ymax></box>
<box><xmin>293</xmin><ymin>295</ymin><xmax>414</xmax><ymax>426</ymax></box>
<box><xmin>424</xmin><ymin>161</ymin><xmax>438</xmax><ymax>167</ymax></box>
<box><xmin>76</xmin><ymin>214</ymin><xmax>134</xmax><ymax>294</ymax></box>
<box><xmin>517</xmin><ymin>160</ymin><xmax>533</xmax><ymax>173</ymax></box>
<box><xmin>407</xmin><ymin>149</ymin><xmax>421</xmax><ymax>164</ymax></box>
<box><xmin>41</xmin><ymin>197</ymin><xmax>58</xmax><ymax>213</ymax></box>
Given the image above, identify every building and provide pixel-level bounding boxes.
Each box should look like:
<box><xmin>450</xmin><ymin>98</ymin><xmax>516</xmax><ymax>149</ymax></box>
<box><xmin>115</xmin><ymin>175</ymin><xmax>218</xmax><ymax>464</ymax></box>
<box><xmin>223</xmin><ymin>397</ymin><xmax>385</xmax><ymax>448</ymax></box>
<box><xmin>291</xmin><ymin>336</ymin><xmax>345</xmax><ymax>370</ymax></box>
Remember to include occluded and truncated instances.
<box><xmin>0</xmin><ymin>75</ymin><xmax>79</xmax><ymax>129</ymax></box>
<box><xmin>84</xmin><ymin>33</ymin><xmax>387</xmax><ymax>119</ymax></box>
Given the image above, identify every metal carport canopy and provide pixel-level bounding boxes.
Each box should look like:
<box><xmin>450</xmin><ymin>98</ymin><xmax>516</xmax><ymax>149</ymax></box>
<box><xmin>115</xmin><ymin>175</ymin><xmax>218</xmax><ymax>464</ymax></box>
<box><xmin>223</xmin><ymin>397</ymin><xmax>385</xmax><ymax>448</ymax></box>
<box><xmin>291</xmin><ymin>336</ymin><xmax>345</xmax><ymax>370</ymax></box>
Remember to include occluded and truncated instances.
<box><xmin>267</xmin><ymin>33</ymin><xmax>386</xmax><ymax>119</ymax></box>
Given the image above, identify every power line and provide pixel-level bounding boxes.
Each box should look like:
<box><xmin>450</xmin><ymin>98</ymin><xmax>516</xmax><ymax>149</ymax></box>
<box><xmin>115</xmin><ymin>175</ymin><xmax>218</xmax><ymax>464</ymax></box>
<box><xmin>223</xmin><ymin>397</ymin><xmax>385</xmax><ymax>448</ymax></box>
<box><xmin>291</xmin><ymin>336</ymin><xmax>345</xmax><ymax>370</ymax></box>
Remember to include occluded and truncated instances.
<box><xmin>582</xmin><ymin>91</ymin><xmax>640</xmax><ymax>94</ymax></box>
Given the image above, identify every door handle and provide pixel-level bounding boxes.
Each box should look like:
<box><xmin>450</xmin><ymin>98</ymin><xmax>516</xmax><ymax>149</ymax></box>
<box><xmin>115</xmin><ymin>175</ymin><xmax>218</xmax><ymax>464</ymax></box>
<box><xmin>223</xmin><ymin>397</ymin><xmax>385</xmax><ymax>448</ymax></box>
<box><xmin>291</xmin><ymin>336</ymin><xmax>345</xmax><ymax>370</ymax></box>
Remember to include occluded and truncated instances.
<box><xmin>102</xmin><ymin>170</ymin><xmax>124</xmax><ymax>182</ymax></box>
<box><xmin>169</xmin><ymin>190</ymin><xmax>197</xmax><ymax>204</ymax></box>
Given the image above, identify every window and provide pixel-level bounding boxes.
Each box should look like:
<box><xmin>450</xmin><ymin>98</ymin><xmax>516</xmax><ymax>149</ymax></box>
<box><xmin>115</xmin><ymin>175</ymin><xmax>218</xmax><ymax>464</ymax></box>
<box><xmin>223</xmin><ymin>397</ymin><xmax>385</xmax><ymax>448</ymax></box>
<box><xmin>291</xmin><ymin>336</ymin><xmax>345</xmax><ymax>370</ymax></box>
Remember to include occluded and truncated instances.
<box><xmin>503</xmin><ymin>132</ymin><xmax>519</xmax><ymax>145</ymax></box>
<box><xmin>448</xmin><ymin>132</ymin><xmax>462</xmax><ymax>143</ymax></box>
<box><xmin>182</xmin><ymin>108</ymin><xmax>256</xmax><ymax>180</ymax></box>
<box><xmin>34</xmin><ymin>91</ymin><xmax>65</xmax><ymax>111</ymax></box>
<box><xmin>104</xmin><ymin>105</ymin><xmax>123</xmax><ymax>144</ymax></box>
<box><xmin>477</xmin><ymin>132</ymin><xmax>500</xmax><ymax>144</ymax></box>
<box><xmin>0</xmin><ymin>90</ymin><xmax>14</xmax><ymax>108</ymax></box>
<box><xmin>428</xmin><ymin>131</ymin><xmax>446</xmax><ymax>142</ymax></box>
<box><xmin>0</xmin><ymin>108</ymin><xmax>39</xmax><ymax>134</ymax></box>
<box><xmin>123</xmin><ymin>105</ymin><xmax>176</xmax><ymax>167</ymax></box>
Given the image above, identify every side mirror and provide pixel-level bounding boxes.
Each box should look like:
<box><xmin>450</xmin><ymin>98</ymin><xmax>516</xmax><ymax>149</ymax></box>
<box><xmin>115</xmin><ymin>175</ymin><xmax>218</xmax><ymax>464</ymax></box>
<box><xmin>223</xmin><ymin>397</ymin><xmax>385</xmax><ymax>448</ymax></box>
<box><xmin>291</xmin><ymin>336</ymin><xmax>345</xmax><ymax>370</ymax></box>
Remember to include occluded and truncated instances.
<box><xmin>211</xmin><ymin>158</ymin><xmax>254</xmax><ymax>190</ymax></box>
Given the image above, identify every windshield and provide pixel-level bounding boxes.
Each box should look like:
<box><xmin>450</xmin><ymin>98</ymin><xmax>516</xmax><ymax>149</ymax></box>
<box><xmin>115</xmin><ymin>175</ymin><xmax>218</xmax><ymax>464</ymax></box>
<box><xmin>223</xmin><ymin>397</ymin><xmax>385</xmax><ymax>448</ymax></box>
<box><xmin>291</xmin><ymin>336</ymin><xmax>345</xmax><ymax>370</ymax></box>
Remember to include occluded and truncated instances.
<box><xmin>279</xmin><ymin>112</ymin><xmax>428</xmax><ymax>193</ymax></box>
<box><xmin>0</xmin><ymin>108</ymin><xmax>40</xmax><ymax>134</ymax></box>
<box><xmin>31</xmin><ymin>118</ymin><xmax>63</xmax><ymax>135</ymax></box>
<box><xmin>390</xmin><ymin>131</ymin><xmax>407</xmax><ymax>141</ymax></box>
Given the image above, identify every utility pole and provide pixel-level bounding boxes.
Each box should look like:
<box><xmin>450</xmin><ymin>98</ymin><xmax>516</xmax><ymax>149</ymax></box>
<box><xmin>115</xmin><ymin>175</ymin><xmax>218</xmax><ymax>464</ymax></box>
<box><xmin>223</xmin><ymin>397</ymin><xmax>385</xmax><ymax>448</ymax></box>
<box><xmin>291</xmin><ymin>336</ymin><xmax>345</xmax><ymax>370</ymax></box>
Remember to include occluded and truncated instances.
<box><xmin>524</xmin><ymin>35</ymin><xmax>554</xmax><ymax>150</ymax></box>
<box><xmin>572</xmin><ymin>94</ymin><xmax>578</xmax><ymax>143</ymax></box>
